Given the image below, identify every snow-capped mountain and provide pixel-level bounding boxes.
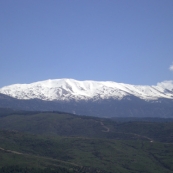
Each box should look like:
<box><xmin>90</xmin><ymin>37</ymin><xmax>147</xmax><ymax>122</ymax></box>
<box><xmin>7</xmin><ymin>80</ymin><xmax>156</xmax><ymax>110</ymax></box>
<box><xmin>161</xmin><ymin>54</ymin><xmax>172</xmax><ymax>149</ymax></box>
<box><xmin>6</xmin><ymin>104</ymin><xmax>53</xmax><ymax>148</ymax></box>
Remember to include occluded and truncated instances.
<box><xmin>0</xmin><ymin>79</ymin><xmax>173</xmax><ymax>101</ymax></box>
<box><xmin>0</xmin><ymin>79</ymin><xmax>173</xmax><ymax>118</ymax></box>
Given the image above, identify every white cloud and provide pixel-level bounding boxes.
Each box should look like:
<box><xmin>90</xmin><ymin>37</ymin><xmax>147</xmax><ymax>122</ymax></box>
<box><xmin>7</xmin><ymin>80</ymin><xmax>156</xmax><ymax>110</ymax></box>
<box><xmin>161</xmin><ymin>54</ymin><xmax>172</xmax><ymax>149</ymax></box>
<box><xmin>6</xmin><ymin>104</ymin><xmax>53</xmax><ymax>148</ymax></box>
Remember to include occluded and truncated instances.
<box><xmin>169</xmin><ymin>64</ymin><xmax>173</xmax><ymax>71</ymax></box>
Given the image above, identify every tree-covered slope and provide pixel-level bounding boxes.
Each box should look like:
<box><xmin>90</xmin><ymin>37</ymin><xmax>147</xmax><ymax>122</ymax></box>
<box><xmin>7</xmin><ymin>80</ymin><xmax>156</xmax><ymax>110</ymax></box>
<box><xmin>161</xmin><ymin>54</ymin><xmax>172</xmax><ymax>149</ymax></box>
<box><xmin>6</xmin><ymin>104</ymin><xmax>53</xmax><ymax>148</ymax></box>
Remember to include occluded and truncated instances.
<box><xmin>0</xmin><ymin>109</ymin><xmax>173</xmax><ymax>173</ymax></box>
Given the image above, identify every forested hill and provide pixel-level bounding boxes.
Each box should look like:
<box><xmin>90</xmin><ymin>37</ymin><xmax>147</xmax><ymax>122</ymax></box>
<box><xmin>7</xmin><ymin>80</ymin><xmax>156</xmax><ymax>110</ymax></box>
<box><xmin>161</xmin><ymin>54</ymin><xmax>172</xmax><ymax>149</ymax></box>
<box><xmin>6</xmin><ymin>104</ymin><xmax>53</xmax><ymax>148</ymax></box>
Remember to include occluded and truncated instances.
<box><xmin>0</xmin><ymin>109</ymin><xmax>173</xmax><ymax>173</ymax></box>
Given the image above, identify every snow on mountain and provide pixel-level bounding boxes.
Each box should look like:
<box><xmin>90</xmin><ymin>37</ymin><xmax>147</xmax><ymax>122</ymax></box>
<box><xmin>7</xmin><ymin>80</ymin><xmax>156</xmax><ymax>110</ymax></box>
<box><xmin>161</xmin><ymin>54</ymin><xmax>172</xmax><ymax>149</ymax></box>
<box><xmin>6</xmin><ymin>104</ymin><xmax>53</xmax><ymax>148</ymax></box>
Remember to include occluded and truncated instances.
<box><xmin>0</xmin><ymin>79</ymin><xmax>173</xmax><ymax>101</ymax></box>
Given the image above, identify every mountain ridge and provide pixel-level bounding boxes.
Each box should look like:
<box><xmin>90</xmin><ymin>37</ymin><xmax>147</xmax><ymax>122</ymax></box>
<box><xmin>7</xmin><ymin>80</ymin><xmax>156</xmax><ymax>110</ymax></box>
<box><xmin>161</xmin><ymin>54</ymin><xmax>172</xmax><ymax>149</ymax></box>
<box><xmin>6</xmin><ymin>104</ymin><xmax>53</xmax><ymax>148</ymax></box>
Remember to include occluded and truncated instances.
<box><xmin>0</xmin><ymin>79</ymin><xmax>173</xmax><ymax>101</ymax></box>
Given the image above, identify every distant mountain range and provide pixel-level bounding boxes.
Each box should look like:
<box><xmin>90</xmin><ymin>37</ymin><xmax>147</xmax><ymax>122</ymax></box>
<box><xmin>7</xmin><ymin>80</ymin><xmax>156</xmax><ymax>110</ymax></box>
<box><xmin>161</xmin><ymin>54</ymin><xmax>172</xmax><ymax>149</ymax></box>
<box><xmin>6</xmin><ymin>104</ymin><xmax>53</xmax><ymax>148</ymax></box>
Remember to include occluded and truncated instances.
<box><xmin>0</xmin><ymin>79</ymin><xmax>173</xmax><ymax>118</ymax></box>
<box><xmin>0</xmin><ymin>79</ymin><xmax>173</xmax><ymax>101</ymax></box>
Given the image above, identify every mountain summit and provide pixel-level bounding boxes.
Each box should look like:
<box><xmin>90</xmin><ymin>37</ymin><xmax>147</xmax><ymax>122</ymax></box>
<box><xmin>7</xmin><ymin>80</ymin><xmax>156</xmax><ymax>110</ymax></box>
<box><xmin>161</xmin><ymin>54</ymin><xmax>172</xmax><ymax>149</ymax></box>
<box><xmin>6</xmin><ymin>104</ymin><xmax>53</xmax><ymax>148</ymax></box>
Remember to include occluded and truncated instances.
<box><xmin>0</xmin><ymin>79</ymin><xmax>173</xmax><ymax>101</ymax></box>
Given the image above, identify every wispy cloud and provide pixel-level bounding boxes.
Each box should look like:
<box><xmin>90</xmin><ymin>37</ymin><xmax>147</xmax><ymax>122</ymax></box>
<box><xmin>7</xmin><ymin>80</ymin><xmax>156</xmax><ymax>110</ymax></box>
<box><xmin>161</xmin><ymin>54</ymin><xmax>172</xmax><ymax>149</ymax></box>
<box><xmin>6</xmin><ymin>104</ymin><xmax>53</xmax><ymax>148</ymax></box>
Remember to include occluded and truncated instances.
<box><xmin>169</xmin><ymin>63</ymin><xmax>173</xmax><ymax>71</ymax></box>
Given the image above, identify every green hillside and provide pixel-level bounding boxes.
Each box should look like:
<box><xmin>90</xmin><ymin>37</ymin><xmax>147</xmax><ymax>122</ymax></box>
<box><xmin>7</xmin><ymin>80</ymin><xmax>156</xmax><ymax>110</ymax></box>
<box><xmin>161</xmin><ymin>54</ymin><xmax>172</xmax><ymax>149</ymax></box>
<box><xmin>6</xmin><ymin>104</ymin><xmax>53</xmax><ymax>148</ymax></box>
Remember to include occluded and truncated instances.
<box><xmin>0</xmin><ymin>109</ymin><xmax>173</xmax><ymax>173</ymax></box>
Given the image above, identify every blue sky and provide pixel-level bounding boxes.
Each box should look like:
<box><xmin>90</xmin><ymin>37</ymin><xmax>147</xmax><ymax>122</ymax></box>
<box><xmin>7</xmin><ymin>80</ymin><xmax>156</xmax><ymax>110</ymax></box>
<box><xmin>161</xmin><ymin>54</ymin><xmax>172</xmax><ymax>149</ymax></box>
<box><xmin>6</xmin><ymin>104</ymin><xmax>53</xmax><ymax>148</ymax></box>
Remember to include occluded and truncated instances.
<box><xmin>0</xmin><ymin>0</ymin><xmax>173</xmax><ymax>87</ymax></box>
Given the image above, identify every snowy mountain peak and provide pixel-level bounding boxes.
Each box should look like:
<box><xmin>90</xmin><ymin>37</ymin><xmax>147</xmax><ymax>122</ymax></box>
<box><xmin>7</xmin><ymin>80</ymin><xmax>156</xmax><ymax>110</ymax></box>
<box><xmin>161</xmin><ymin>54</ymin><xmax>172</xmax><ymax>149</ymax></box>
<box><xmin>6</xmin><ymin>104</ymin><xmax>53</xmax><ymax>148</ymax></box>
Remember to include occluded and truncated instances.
<box><xmin>0</xmin><ymin>79</ymin><xmax>173</xmax><ymax>101</ymax></box>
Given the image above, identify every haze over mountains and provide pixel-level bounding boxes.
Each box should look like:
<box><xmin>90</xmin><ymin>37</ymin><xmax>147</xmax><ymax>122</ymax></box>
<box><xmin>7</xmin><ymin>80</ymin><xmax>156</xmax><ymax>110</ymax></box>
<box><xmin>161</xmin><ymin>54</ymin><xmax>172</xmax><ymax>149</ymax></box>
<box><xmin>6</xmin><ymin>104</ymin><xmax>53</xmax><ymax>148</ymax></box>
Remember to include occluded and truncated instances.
<box><xmin>0</xmin><ymin>79</ymin><xmax>173</xmax><ymax>118</ymax></box>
